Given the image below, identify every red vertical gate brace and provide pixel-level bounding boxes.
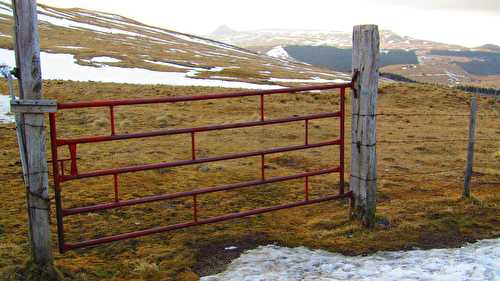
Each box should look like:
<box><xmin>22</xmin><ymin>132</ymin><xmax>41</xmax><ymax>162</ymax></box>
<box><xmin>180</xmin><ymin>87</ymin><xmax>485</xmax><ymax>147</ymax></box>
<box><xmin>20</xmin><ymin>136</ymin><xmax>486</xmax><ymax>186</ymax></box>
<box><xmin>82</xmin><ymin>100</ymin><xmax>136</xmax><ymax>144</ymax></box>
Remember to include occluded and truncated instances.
<box><xmin>339</xmin><ymin>87</ymin><xmax>346</xmax><ymax>194</ymax></box>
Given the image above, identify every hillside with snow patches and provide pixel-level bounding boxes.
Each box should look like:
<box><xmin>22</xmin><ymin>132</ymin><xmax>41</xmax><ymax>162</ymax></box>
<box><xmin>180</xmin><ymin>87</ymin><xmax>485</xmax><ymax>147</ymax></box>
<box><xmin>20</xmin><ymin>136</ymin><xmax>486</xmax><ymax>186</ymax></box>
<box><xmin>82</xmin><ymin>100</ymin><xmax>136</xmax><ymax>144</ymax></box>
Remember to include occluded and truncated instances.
<box><xmin>0</xmin><ymin>0</ymin><xmax>348</xmax><ymax>89</ymax></box>
<box><xmin>0</xmin><ymin>0</ymin><xmax>352</xmax><ymax>123</ymax></box>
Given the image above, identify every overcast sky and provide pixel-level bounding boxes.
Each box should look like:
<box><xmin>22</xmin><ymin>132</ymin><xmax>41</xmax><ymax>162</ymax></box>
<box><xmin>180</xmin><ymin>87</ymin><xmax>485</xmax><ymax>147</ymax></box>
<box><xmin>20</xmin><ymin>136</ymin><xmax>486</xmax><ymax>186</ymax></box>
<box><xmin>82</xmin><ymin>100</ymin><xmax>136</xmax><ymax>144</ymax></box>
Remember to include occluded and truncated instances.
<box><xmin>37</xmin><ymin>0</ymin><xmax>500</xmax><ymax>47</ymax></box>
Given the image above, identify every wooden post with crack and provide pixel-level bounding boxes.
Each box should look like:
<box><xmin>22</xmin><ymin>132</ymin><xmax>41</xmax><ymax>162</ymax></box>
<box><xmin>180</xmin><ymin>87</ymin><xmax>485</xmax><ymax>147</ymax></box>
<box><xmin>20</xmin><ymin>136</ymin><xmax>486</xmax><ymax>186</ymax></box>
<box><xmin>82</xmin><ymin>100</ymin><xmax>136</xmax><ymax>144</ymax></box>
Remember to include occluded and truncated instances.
<box><xmin>11</xmin><ymin>0</ymin><xmax>58</xmax><ymax>273</ymax></box>
<box><xmin>350</xmin><ymin>25</ymin><xmax>380</xmax><ymax>228</ymax></box>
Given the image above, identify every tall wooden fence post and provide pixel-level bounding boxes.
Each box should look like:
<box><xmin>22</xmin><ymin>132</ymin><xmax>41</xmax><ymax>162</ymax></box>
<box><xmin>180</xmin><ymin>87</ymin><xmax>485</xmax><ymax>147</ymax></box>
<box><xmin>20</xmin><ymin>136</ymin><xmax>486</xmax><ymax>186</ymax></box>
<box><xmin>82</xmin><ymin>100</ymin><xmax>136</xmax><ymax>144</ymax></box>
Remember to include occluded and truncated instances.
<box><xmin>463</xmin><ymin>95</ymin><xmax>477</xmax><ymax>198</ymax></box>
<box><xmin>12</xmin><ymin>0</ymin><xmax>55</xmax><ymax>269</ymax></box>
<box><xmin>350</xmin><ymin>25</ymin><xmax>380</xmax><ymax>228</ymax></box>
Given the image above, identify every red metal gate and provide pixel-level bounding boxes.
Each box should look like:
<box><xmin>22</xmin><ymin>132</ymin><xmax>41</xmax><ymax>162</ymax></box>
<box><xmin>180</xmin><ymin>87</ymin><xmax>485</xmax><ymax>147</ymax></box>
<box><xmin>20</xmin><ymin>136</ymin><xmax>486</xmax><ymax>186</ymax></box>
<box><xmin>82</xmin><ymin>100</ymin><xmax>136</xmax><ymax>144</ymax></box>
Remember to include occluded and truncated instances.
<box><xmin>48</xmin><ymin>83</ymin><xmax>352</xmax><ymax>253</ymax></box>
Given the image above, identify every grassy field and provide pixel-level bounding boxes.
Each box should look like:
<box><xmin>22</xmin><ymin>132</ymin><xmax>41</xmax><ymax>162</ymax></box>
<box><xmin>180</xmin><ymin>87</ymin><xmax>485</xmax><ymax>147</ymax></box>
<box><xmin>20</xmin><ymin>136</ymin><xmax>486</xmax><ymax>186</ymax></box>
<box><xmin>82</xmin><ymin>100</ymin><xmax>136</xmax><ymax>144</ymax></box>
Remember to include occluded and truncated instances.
<box><xmin>0</xmin><ymin>81</ymin><xmax>499</xmax><ymax>280</ymax></box>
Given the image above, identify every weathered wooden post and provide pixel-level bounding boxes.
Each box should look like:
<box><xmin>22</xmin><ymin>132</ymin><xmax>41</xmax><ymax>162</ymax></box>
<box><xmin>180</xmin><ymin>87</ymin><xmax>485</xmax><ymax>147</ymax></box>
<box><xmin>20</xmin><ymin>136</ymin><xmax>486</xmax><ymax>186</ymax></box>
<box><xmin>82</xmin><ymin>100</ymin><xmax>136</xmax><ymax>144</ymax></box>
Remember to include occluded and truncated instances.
<box><xmin>463</xmin><ymin>95</ymin><xmax>477</xmax><ymax>198</ymax></box>
<box><xmin>350</xmin><ymin>25</ymin><xmax>380</xmax><ymax>228</ymax></box>
<box><xmin>11</xmin><ymin>0</ymin><xmax>57</xmax><ymax>273</ymax></box>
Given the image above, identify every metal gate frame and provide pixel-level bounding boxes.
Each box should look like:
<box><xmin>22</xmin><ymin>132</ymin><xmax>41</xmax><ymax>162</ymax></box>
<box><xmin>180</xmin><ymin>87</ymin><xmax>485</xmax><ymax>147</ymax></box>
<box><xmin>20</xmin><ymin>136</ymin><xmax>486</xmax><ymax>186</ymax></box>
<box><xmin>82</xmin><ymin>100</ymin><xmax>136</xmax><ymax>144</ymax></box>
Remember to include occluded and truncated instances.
<box><xmin>48</xmin><ymin>83</ymin><xmax>353</xmax><ymax>252</ymax></box>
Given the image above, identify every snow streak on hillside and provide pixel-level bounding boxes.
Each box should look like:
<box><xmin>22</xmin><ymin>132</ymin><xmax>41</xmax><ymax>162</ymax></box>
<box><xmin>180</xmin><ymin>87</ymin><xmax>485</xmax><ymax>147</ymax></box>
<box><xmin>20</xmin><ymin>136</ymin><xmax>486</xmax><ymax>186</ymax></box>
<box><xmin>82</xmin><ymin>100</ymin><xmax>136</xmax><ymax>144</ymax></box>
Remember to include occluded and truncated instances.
<box><xmin>202</xmin><ymin>239</ymin><xmax>499</xmax><ymax>281</ymax></box>
<box><xmin>0</xmin><ymin>49</ymin><xmax>282</xmax><ymax>89</ymax></box>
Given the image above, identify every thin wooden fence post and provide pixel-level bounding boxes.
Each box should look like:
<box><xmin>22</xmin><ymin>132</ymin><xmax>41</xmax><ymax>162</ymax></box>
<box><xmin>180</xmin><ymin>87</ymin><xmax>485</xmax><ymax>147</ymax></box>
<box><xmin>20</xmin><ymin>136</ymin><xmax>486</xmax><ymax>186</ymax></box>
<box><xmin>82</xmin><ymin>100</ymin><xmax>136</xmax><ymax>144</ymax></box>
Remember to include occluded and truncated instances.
<box><xmin>12</xmin><ymin>0</ymin><xmax>55</xmax><ymax>269</ymax></box>
<box><xmin>463</xmin><ymin>95</ymin><xmax>477</xmax><ymax>198</ymax></box>
<box><xmin>350</xmin><ymin>25</ymin><xmax>380</xmax><ymax>228</ymax></box>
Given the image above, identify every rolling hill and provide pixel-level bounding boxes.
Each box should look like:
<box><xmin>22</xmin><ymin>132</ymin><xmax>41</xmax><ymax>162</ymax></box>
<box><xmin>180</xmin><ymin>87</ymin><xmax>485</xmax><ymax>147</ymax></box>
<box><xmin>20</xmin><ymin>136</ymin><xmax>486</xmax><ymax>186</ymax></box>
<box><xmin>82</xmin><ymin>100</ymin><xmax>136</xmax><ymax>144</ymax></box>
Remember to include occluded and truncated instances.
<box><xmin>0</xmin><ymin>0</ymin><xmax>349</xmax><ymax>89</ymax></box>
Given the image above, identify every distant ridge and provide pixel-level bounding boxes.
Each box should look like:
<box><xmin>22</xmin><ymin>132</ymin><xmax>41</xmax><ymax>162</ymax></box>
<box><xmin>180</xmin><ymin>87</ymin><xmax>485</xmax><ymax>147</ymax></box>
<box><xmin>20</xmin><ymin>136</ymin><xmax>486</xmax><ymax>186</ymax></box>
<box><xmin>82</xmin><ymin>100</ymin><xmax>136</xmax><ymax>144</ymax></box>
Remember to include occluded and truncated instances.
<box><xmin>476</xmin><ymin>44</ymin><xmax>500</xmax><ymax>52</ymax></box>
<box><xmin>211</xmin><ymin>25</ymin><xmax>239</xmax><ymax>37</ymax></box>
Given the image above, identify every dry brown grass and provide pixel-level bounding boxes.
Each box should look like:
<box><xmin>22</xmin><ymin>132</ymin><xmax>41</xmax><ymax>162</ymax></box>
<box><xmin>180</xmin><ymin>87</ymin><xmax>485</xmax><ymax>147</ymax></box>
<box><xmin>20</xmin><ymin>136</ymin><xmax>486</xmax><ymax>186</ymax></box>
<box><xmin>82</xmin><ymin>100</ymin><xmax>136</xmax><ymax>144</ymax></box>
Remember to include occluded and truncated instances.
<box><xmin>0</xmin><ymin>80</ymin><xmax>498</xmax><ymax>280</ymax></box>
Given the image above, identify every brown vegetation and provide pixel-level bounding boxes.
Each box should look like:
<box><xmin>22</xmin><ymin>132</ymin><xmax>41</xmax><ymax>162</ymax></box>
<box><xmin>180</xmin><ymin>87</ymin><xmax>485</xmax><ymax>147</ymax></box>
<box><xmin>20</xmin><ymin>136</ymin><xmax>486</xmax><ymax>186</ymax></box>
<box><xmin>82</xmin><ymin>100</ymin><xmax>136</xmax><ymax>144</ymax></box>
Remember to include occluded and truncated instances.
<box><xmin>0</xmin><ymin>81</ymin><xmax>498</xmax><ymax>280</ymax></box>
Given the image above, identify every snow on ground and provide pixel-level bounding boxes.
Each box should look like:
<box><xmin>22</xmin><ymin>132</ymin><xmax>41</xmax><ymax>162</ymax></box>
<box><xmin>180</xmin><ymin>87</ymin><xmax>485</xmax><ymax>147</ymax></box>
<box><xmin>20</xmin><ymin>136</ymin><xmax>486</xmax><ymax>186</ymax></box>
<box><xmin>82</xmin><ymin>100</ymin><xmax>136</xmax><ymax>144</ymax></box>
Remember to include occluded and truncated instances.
<box><xmin>202</xmin><ymin>239</ymin><xmax>499</xmax><ymax>281</ymax></box>
<box><xmin>56</xmin><ymin>46</ymin><xmax>86</xmax><ymax>50</ymax></box>
<box><xmin>266</xmin><ymin>46</ymin><xmax>291</xmax><ymax>60</ymax></box>
<box><xmin>0</xmin><ymin>49</ymin><xmax>281</xmax><ymax>90</ymax></box>
<box><xmin>269</xmin><ymin>77</ymin><xmax>349</xmax><ymax>84</ymax></box>
<box><xmin>0</xmin><ymin>94</ymin><xmax>13</xmax><ymax>123</ymax></box>
<box><xmin>145</xmin><ymin>60</ymin><xmax>197</xmax><ymax>69</ymax></box>
<box><xmin>90</xmin><ymin>56</ymin><xmax>121</xmax><ymax>63</ymax></box>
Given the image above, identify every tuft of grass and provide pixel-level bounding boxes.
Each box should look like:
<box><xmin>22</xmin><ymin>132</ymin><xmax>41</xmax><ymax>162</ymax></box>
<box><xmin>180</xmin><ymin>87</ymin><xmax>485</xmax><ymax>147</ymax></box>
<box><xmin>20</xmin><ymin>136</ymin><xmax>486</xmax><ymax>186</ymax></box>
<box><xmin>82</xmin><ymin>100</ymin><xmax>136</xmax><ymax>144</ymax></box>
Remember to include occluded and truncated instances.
<box><xmin>156</xmin><ymin>116</ymin><xmax>169</xmax><ymax>128</ymax></box>
<box><xmin>132</xmin><ymin>260</ymin><xmax>161</xmax><ymax>280</ymax></box>
<box><xmin>1</xmin><ymin>260</ymin><xmax>64</xmax><ymax>281</ymax></box>
<box><xmin>92</xmin><ymin>118</ymin><xmax>108</xmax><ymax>128</ymax></box>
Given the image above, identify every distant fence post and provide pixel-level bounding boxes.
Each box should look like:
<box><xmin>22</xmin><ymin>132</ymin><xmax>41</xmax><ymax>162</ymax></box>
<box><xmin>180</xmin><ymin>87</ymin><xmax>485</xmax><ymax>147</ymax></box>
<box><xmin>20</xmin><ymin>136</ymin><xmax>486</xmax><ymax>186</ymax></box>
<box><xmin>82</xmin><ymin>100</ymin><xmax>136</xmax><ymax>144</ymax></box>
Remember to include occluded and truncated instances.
<box><xmin>463</xmin><ymin>95</ymin><xmax>477</xmax><ymax>198</ymax></box>
<box><xmin>12</xmin><ymin>0</ymin><xmax>55</xmax><ymax>270</ymax></box>
<box><xmin>350</xmin><ymin>25</ymin><xmax>380</xmax><ymax>228</ymax></box>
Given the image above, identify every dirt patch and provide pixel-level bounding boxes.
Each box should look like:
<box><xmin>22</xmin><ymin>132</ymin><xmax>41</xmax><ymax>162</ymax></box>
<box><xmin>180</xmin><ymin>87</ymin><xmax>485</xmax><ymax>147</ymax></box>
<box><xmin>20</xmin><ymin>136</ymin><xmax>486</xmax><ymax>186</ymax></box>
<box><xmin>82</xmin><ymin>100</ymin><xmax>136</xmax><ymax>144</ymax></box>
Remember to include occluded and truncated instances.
<box><xmin>192</xmin><ymin>234</ymin><xmax>275</xmax><ymax>277</ymax></box>
<box><xmin>417</xmin><ymin>227</ymin><xmax>474</xmax><ymax>249</ymax></box>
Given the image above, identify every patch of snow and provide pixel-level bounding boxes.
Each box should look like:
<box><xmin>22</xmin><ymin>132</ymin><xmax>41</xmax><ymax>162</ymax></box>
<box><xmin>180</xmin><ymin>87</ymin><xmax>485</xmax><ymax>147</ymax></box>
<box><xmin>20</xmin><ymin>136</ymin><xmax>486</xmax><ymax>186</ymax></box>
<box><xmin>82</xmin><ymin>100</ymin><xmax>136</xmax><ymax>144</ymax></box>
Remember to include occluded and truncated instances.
<box><xmin>169</xmin><ymin>48</ymin><xmax>188</xmax><ymax>54</ymax></box>
<box><xmin>269</xmin><ymin>77</ymin><xmax>349</xmax><ymax>84</ymax></box>
<box><xmin>209</xmin><ymin>76</ymin><xmax>239</xmax><ymax>80</ymax></box>
<box><xmin>0</xmin><ymin>49</ymin><xmax>281</xmax><ymax>90</ymax></box>
<box><xmin>38</xmin><ymin>6</ymin><xmax>74</xmax><ymax>20</ymax></box>
<box><xmin>0</xmin><ymin>5</ymin><xmax>11</xmax><ymax>17</ymax></box>
<box><xmin>202</xmin><ymin>239</ymin><xmax>499</xmax><ymax>281</ymax></box>
<box><xmin>0</xmin><ymin>94</ymin><xmax>13</xmax><ymax>123</ymax></box>
<box><xmin>90</xmin><ymin>56</ymin><xmax>121</xmax><ymax>63</ymax></box>
<box><xmin>224</xmin><ymin>246</ymin><xmax>238</xmax><ymax>251</ymax></box>
<box><xmin>37</xmin><ymin>13</ymin><xmax>144</xmax><ymax>38</ymax></box>
<box><xmin>56</xmin><ymin>46</ymin><xmax>86</xmax><ymax>49</ymax></box>
<box><xmin>145</xmin><ymin>60</ymin><xmax>196</xmax><ymax>69</ymax></box>
<box><xmin>266</xmin><ymin>46</ymin><xmax>290</xmax><ymax>60</ymax></box>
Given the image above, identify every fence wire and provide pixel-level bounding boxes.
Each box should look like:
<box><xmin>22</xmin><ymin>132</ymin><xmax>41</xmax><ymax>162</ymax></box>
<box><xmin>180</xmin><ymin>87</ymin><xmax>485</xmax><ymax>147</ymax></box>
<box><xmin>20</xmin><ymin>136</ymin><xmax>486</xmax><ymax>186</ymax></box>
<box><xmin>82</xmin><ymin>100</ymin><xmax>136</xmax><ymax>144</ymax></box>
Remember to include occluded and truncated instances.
<box><xmin>375</xmin><ymin>108</ymin><xmax>498</xmax><ymax>185</ymax></box>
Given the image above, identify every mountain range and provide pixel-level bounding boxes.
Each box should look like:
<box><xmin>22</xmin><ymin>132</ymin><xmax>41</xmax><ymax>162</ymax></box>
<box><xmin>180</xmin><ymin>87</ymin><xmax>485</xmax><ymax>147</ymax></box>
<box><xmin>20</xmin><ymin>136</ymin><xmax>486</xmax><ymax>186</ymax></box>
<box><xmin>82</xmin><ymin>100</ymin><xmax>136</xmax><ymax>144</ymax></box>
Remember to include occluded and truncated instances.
<box><xmin>209</xmin><ymin>25</ymin><xmax>500</xmax><ymax>88</ymax></box>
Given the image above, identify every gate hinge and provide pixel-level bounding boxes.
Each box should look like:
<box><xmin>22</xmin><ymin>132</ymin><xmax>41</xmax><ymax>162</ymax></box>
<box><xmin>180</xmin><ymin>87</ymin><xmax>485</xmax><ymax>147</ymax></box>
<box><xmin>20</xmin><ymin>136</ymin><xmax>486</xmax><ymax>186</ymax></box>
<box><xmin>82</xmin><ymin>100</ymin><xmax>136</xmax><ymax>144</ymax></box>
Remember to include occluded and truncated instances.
<box><xmin>10</xmin><ymin>99</ymin><xmax>58</xmax><ymax>113</ymax></box>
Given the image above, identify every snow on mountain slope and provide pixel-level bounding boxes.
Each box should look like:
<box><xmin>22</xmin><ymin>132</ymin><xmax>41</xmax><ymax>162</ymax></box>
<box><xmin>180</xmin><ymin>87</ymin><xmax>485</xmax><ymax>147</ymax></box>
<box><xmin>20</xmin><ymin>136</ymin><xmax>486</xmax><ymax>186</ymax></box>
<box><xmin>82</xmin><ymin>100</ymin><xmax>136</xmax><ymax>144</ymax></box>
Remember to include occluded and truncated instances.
<box><xmin>266</xmin><ymin>46</ymin><xmax>291</xmax><ymax>60</ymax></box>
<box><xmin>209</xmin><ymin>25</ymin><xmax>464</xmax><ymax>51</ymax></box>
<box><xmin>0</xmin><ymin>0</ymin><xmax>347</xmax><ymax>88</ymax></box>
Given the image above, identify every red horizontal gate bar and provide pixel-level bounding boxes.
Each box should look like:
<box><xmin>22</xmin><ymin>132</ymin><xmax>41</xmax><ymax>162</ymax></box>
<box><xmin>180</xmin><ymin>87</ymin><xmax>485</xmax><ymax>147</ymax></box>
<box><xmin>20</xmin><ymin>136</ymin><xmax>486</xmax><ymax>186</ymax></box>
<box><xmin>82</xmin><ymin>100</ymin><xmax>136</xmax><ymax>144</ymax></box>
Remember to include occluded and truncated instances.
<box><xmin>57</xmin><ymin>83</ymin><xmax>351</xmax><ymax>109</ymax></box>
<box><xmin>57</xmin><ymin>111</ymin><xmax>340</xmax><ymax>146</ymax></box>
<box><xmin>63</xmin><ymin>191</ymin><xmax>352</xmax><ymax>251</ymax></box>
<box><xmin>63</xmin><ymin>166</ymin><xmax>341</xmax><ymax>216</ymax></box>
<box><xmin>61</xmin><ymin>139</ymin><xmax>341</xmax><ymax>181</ymax></box>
